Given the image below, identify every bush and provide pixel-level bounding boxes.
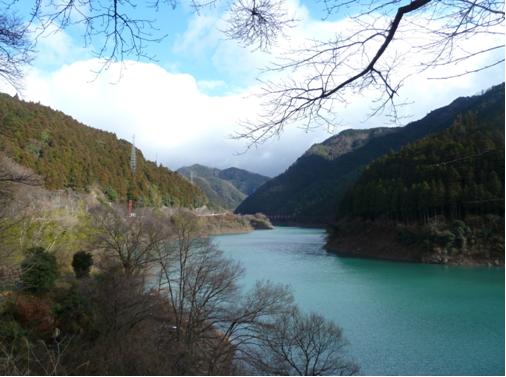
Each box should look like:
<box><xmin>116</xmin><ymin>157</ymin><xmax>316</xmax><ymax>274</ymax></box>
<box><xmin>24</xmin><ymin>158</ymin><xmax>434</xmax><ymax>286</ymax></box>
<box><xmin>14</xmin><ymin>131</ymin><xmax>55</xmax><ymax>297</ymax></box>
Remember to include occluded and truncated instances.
<box><xmin>432</xmin><ymin>230</ymin><xmax>456</xmax><ymax>249</ymax></box>
<box><xmin>72</xmin><ymin>251</ymin><xmax>93</xmax><ymax>278</ymax></box>
<box><xmin>0</xmin><ymin>318</ymin><xmax>26</xmax><ymax>341</ymax></box>
<box><xmin>20</xmin><ymin>247</ymin><xmax>58</xmax><ymax>293</ymax></box>
<box><xmin>104</xmin><ymin>186</ymin><xmax>118</xmax><ymax>202</ymax></box>
<box><xmin>53</xmin><ymin>287</ymin><xmax>94</xmax><ymax>335</ymax></box>
<box><xmin>11</xmin><ymin>295</ymin><xmax>55</xmax><ymax>339</ymax></box>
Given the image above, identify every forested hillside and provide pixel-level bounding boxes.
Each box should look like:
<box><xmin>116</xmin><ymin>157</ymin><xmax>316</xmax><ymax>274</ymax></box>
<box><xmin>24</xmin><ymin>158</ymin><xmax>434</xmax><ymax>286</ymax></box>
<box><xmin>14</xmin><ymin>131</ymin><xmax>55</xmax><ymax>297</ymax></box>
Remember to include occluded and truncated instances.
<box><xmin>340</xmin><ymin>111</ymin><xmax>504</xmax><ymax>221</ymax></box>
<box><xmin>327</xmin><ymin>91</ymin><xmax>505</xmax><ymax>265</ymax></box>
<box><xmin>177</xmin><ymin>164</ymin><xmax>269</xmax><ymax>210</ymax></box>
<box><xmin>0</xmin><ymin>94</ymin><xmax>206</xmax><ymax>208</ymax></box>
<box><xmin>236</xmin><ymin>84</ymin><xmax>505</xmax><ymax>223</ymax></box>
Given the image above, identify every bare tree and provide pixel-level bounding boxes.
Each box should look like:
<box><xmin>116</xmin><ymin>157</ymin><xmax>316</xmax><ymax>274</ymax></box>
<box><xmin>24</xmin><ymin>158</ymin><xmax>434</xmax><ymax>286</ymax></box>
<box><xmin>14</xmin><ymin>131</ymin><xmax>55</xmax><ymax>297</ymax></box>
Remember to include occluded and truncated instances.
<box><xmin>0</xmin><ymin>13</ymin><xmax>33</xmax><ymax>91</ymax></box>
<box><xmin>90</xmin><ymin>204</ymin><xmax>172</xmax><ymax>277</ymax></box>
<box><xmin>0</xmin><ymin>0</ymin><xmax>294</xmax><ymax>88</ymax></box>
<box><xmin>89</xmin><ymin>266</ymin><xmax>162</xmax><ymax>335</ymax></box>
<box><xmin>234</xmin><ymin>0</ymin><xmax>505</xmax><ymax>144</ymax></box>
<box><xmin>154</xmin><ymin>210</ymin><xmax>356</xmax><ymax>375</ymax></box>
<box><xmin>243</xmin><ymin>307</ymin><xmax>359</xmax><ymax>375</ymax></box>
<box><xmin>5</xmin><ymin>0</ymin><xmax>501</xmax><ymax>126</ymax></box>
<box><xmin>0</xmin><ymin>155</ymin><xmax>39</xmax><ymax>200</ymax></box>
<box><xmin>0</xmin><ymin>156</ymin><xmax>40</xmax><ymax>275</ymax></box>
<box><xmin>224</xmin><ymin>0</ymin><xmax>295</xmax><ymax>50</ymax></box>
<box><xmin>155</xmin><ymin>210</ymin><xmax>244</xmax><ymax>373</ymax></box>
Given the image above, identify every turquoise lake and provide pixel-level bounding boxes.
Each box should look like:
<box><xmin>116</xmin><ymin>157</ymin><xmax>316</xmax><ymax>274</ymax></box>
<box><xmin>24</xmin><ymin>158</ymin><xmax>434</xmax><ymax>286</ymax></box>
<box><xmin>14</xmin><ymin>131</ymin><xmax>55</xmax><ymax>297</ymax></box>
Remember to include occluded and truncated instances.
<box><xmin>213</xmin><ymin>227</ymin><xmax>505</xmax><ymax>376</ymax></box>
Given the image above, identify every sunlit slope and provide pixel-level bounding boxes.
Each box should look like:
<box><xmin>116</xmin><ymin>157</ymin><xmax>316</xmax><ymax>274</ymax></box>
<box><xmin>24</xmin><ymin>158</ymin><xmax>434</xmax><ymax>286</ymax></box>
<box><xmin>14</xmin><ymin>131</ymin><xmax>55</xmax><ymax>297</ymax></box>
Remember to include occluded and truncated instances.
<box><xmin>0</xmin><ymin>93</ymin><xmax>206</xmax><ymax>208</ymax></box>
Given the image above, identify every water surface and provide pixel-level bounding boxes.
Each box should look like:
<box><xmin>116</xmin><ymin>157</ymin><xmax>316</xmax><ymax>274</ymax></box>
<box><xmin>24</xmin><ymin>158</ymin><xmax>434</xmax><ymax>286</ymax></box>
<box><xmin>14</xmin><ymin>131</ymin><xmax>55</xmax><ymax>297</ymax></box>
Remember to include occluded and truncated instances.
<box><xmin>213</xmin><ymin>227</ymin><xmax>505</xmax><ymax>376</ymax></box>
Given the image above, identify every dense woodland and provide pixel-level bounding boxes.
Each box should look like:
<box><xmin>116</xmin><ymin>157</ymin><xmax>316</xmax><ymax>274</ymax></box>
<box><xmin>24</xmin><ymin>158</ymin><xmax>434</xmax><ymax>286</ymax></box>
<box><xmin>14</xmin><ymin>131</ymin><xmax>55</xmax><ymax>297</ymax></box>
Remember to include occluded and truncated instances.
<box><xmin>0</xmin><ymin>94</ymin><xmax>206</xmax><ymax>208</ymax></box>
<box><xmin>326</xmin><ymin>86</ymin><xmax>505</xmax><ymax>265</ymax></box>
<box><xmin>340</xmin><ymin>110</ymin><xmax>504</xmax><ymax>222</ymax></box>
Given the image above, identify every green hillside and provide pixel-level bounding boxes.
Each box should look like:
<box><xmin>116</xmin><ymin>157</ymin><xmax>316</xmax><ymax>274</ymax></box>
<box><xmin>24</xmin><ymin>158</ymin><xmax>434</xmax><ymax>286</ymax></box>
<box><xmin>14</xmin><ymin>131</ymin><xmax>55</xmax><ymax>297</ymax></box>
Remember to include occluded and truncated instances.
<box><xmin>177</xmin><ymin>164</ymin><xmax>269</xmax><ymax>210</ymax></box>
<box><xmin>340</xmin><ymin>111</ymin><xmax>504</xmax><ymax>221</ymax></box>
<box><xmin>0</xmin><ymin>93</ymin><xmax>206</xmax><ymax>208</ymax></box>
<box><xmin>327</xmin><ymin>100</ymin><xmax>504</xmax><ymax>265</ymax></box>
<box><xmin>236</xmin><ymin>84</ymin><xmax>505</xmax><ymax>223</ymax></box>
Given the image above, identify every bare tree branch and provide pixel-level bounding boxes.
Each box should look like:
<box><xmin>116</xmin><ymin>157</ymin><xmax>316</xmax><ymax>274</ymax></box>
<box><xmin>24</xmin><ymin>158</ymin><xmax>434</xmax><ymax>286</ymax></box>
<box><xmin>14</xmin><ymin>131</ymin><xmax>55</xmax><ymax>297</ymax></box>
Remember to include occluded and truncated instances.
<box><xmin>0</xmin><ymin>12</ymin><xmax>33</xmax><ymax>91</ymax></box>
<box><xmin>236</xmin><ymin>0</ymin><xmax>504</xmax><ymax>144</ymax></box>
<box><xmin>224</xmin><ymin>0</ymin><xmax>295</xmax><ymax>49</ymax></box>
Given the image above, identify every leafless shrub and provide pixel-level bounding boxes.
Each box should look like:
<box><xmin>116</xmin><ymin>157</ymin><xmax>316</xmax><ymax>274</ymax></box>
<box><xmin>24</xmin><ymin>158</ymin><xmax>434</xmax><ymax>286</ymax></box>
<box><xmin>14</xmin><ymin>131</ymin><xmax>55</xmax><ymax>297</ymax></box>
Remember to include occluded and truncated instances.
<box><xmin>0</xmin><ymin>336</ymin><xmax>72</xmax><ymax>375</ymax></box>
<box><xmin>0</xmin><ymin>155</ymin><xmax>40</xmax><ymax>203</ymax></box>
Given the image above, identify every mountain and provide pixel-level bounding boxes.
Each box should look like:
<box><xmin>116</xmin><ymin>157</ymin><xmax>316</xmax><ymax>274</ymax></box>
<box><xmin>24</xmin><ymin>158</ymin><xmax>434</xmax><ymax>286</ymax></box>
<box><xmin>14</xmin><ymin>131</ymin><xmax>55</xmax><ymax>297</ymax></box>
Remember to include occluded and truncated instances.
<box><xmin>327</xmin><ymin>101</ymin><xmax>504</xmax><ymax>265</ymax></box>
<box><xmin>217</xmin><ymin>167</ymin><xmax>270</xmax><ymax>196</ymax></box>
<box><xmin>177</xmin><ymin>164</ymin><xmax>270</xmax><ymax>210</ymax></box>
<box><xmin>0</xmin><ymin>93</ymin><xmax>206</xmax><ymax>208</ymax></box>
<box><xmin>235</xmin><ymin>84</ymin><xmax>505</xmax><ymax>223</ymax></box>
<box><xmin>340</xmin><ymin>110</ymin><xmax>505</xmax><ymax>221</ymax></box>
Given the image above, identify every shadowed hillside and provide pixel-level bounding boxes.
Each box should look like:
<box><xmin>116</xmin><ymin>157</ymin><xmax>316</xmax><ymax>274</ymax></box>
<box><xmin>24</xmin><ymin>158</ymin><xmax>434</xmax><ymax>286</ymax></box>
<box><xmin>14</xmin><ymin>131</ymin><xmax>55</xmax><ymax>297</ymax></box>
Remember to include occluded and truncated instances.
<box><xmin>236</xmin><ymin>84</ymin><xmax>505</xmax><ymax>224</ymax></box>
<box><xmin>327</xmin><ymin>98</ymin><xmax>504</xmax><ymax>265</ymax></box>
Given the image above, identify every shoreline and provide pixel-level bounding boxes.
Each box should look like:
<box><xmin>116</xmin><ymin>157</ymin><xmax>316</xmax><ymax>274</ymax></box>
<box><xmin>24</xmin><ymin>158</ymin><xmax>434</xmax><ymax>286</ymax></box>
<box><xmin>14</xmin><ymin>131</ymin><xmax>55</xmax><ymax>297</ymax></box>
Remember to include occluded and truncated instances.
<box><xmin>325</xmin><ymin>218</ymin><xmax>504</xmax><ymax>267</ymax></box>
<box><xmin>324</xmin><ymin>245</ymin><xmax>504</xmax><ymax>267</ymax></box>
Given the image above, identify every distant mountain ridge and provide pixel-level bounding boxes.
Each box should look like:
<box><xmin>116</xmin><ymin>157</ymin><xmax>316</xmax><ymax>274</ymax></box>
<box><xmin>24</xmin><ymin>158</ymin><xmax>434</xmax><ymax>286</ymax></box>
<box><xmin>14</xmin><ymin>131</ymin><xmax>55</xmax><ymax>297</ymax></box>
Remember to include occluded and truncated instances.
<box><xmin>217</xmin><ymin>167</ymin><xmax>270</xmax><ymax>196</ymax></box>
<box><xmin>235</xmin><ymin>84</ymin><xmax>505</xmax><ymax>223</ymax></box>
<box><xmin>0</xmin><ymin>93</ymin><xmax>206</xmax><ymax>208</ymax></box>
<box><xmin>177</xmin><ymin>164</ymin><xmax>270</xmax><ymax>210</ymax></box>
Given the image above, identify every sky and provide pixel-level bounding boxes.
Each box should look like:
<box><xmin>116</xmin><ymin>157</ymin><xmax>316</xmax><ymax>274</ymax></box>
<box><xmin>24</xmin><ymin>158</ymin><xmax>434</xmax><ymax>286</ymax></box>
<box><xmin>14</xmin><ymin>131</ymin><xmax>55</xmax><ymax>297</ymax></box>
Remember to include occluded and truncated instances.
<box><xmin>1</xmin><ymin>0</ymin><xmax>504</xmax><ymax>177</ymax></box>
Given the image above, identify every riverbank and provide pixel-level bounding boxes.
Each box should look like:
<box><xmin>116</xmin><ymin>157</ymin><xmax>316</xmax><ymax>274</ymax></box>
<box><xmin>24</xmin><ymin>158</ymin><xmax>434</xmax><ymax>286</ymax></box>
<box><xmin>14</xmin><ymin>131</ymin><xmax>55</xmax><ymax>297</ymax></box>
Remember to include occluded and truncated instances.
<box><xmin>325</xmin><ymin>217</ymin><xmax>504</xmax><ymax>266</ymax></box>
<box><xmin>270</xmin><ymin>219</ymin><xmax>328</xmax><ymax>228</ymax></box>
<box><xmin>200</xmin><ymin>212</ymin><xmax>273</xmax><ymax>235</ymax></box>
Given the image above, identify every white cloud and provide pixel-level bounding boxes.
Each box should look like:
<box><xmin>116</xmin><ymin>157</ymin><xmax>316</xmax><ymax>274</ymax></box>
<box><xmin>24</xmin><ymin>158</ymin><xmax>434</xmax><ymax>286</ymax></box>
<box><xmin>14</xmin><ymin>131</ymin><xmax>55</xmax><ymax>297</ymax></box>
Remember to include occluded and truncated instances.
<box><xmin>21</xmin><ymin>58</ymin><xmax>326</xmax><ymax>176</ymax></box>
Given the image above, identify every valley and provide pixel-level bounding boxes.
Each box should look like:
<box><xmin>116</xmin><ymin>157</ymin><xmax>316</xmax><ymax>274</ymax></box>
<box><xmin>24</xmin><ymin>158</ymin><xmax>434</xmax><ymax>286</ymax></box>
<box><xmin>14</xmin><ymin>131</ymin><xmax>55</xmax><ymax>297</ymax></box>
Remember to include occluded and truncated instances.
<box><xmin>0</xmin><ymin>63</ymin><xmax>503</xmax><ymax>376</ymax></box>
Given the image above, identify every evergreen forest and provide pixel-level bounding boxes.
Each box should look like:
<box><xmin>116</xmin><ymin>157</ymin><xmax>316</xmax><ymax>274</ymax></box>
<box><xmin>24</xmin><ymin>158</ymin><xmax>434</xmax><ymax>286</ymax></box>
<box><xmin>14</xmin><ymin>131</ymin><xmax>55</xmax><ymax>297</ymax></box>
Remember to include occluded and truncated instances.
<box><xmin>340</xmin><ymin>110</ymin><xmax>504</xmax><ymax>222</ymax></box>
<box><xmin>0</xmin><ymin>93</ymin><xmax>206</xmax><ymax>208</ymax></box>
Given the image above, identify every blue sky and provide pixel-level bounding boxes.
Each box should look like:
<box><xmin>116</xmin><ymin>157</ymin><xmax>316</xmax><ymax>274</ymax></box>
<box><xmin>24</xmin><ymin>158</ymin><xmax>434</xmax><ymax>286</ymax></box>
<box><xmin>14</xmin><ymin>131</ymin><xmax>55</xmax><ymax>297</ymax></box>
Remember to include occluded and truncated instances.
<box><xmin>3</xmin><ymin>0</ymin><xmax>504</xmax><ymax>176</ymax></box>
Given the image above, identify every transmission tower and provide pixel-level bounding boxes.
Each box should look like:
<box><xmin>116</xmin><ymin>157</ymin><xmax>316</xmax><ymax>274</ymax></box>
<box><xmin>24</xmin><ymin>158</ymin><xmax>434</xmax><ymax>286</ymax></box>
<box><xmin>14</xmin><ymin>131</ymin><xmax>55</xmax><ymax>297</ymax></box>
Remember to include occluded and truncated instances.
<box><xmin>128</xmin><ymin>135</ymin><xmax>137</xmax><ymax>217</ymax></box>
<box><xmin>130</xmin><ymin>134</ymin><xmax>137</xmax><ymax>174</ymax></box>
